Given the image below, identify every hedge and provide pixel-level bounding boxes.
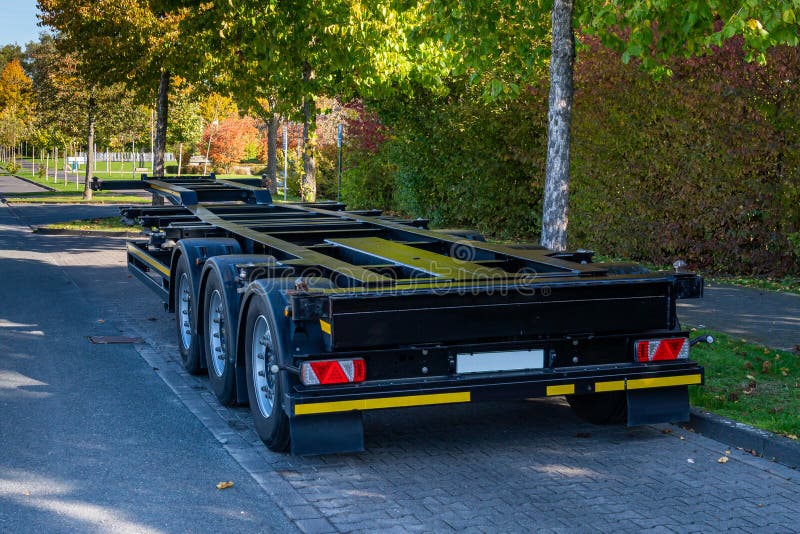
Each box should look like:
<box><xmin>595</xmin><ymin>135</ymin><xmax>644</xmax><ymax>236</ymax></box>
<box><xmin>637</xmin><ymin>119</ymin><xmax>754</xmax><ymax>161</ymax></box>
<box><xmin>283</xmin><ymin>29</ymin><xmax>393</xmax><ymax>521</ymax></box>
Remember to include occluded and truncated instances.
<box><xmin>341</xmin><ymin>43</ymin><xmax>800</xmax><ymax>276</ymax></box>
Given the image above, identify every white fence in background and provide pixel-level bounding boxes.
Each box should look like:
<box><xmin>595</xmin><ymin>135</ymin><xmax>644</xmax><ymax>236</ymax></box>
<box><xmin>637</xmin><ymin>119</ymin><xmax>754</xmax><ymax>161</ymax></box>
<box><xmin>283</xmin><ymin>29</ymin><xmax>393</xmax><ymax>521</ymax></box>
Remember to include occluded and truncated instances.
<box><xmin>72</xmin><ymin>151</ymin><xmax>176</xmax><ymax>162</ymax></box>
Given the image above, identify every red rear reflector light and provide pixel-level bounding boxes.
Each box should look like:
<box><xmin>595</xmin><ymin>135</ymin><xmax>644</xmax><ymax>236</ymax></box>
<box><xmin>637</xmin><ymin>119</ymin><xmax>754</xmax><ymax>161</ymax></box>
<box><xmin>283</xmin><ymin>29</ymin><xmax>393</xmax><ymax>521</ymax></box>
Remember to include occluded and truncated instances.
<box><xmin>301</xmin><ymin>359</ymin><xmax>366</xmax><ymax>385</ymax></box>
<box><xmin>636</xmin><ymin>338</ymin><xmax>689</xmax><ymax>362</ymax></box>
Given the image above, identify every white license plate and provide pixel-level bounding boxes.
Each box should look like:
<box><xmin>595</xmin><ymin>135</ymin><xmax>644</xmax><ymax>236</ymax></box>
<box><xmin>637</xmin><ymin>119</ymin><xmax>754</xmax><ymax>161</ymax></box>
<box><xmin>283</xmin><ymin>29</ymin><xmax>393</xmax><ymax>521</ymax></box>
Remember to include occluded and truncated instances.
<box><xmin>456</xmin><ymin>349</ymin><xmax>545</xmax><ymax>374</ymax></box>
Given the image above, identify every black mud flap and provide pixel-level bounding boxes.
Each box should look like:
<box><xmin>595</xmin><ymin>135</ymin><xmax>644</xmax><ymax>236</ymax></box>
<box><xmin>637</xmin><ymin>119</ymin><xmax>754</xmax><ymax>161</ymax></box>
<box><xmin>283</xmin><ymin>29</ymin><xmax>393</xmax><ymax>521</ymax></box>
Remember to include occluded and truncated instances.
<box><xmin>289</xmin><ymin>412</ymin><xmax>365</xmax><ymax>456</ymax></box>
<box><xmin>627</xmin><ymin>386</ymin><xmax>690</xmax><ymax>426</ymax></box>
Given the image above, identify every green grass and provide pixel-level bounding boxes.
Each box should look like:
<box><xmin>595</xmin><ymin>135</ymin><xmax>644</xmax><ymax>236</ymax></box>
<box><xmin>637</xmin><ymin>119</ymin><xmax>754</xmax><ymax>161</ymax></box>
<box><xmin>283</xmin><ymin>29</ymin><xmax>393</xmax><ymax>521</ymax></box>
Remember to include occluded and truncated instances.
<box><xmin>16</xmin><ymin>155</ymin><xmax>153</xmax><ymax>179</ymax></box>
<box><xmin>690</xmin><ymin>329</ymin><xmax>800</xmax><ymax>439</ymax></box>
<box><xmin>43</xmin><ymin>216</ymin><xmax>136</xmax><ymax>232</ymax></box>
<box><xmin>4</xmin><ymin>191</ymin><xmax>151</xmax><ymax>204</ymax></box>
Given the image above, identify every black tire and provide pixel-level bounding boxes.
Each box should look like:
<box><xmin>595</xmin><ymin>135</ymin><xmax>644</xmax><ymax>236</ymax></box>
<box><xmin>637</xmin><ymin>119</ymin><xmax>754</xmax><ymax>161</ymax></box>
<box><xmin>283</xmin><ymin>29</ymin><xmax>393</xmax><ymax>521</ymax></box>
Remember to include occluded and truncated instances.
<box><xmin>174</xmin><ymin>254</ymin><xmax>204</xmax><ymax>374</ymax></box>
<box><xmin>203</xmin><ymin>270</ymin><xmax>237</xmax><ymax>405</ymax></box>
<box><xmin>244</xmin><ymin>293</ymin><xmax>290</xmax><ymax>452</ymax></box>
<box><xmin>567</xmin><ymin>392</ymin><xmax>628</xmax><ymax>425</ymax></box>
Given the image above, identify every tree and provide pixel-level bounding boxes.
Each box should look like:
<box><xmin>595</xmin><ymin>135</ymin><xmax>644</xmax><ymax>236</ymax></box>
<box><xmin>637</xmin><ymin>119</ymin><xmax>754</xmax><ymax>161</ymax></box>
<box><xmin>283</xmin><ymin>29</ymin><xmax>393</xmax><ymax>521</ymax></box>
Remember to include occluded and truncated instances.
<box><xmin>0</xmin><ymin>59</ymin><xmax>34</xmax><ymax>164</ymax></box>
<box><xmin>426</xmin><ymin>0</ymin><xmax>800</xmax><ymax>250</ymax></box>
<box><xmin>199</xmin><ymin>116</ymin><xmax>258</xmax><ymax>173</ymax></box>
<box><xmin>167</xmin><ymin>82</ymin><xmax>203</xmax><ymax>175</ymax></box>
<box><xmin>180</xmin><ymin>0</ymin><xmax>445</xmax><ymax>201</ymax></box>
<box><xmin>38</xmin><ymin>0</ymin><xmax>187</xmax><ymax>180</ymax></box>
<box><xmin>0</xmin><ymin>44</ymin><xmax>23</xmax><ymax>68</ymax></box>
<box><xmin>541</xmin><ymin>0</ymin><xmax>574</xmax><ymax>250</ymax></box>
<box><xmin>25</xmin><ymin>33</ymin><xmax>141</xmax><ymax>198</ymax></box>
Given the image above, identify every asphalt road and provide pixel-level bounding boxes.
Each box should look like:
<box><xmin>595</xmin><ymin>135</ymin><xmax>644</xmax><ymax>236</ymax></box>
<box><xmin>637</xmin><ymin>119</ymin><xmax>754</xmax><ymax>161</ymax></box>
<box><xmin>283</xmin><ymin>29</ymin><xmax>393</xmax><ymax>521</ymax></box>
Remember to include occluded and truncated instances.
<box><xmin>0</xmin><ymin>203</ymin><xmax>296</xmax><ymax>532</ymax></box>
<box><xmin>678</xmin><ymin>282</ymin><xmax>800</xmax><ymax>351</ymax></box>
<box><xmin>0</xmin><ymin>174</ymin><xmax>49</xmax><ymax>194</ymax></box>
<box><xmin>2</xmin><ymin>201</ymin><xmax>799</xmax><ymax>533</ymax></box>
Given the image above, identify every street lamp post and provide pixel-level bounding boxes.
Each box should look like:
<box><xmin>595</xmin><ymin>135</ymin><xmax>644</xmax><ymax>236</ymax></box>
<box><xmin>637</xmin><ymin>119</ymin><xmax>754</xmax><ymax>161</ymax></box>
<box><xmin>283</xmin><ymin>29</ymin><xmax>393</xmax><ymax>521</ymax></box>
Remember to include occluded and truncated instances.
<box><xmin>336</xmin><ymin>124</ymin><xmax>343</xmax><ymax>202</ymax></box>
<box><xmin>283</xmin><ymin>123</ymin><xmax>288</xmax><ymax>202</ymax></box>
<box><xmin>203</xmin><ymin>119</ymin><xmax>219</xmax><ymax>176</ymax></box>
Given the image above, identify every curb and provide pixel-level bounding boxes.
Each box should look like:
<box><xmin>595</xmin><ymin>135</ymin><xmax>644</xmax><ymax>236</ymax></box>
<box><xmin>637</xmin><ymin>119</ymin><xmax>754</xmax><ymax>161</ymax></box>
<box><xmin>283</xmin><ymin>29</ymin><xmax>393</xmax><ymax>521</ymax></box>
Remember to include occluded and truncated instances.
<box><xmin>32</xmin><ymin>226</ymin><xmax>143</xmax><ymax>238</ymax></box>
<box><xmin>687</xmin><ymin>408</ymin><xmax>800</xmax><ymax>468</ymax></box>
<box><xmin>11</xmin><ymin>174</ymin><xmax>57</xmax><ymax>192</ymax></box>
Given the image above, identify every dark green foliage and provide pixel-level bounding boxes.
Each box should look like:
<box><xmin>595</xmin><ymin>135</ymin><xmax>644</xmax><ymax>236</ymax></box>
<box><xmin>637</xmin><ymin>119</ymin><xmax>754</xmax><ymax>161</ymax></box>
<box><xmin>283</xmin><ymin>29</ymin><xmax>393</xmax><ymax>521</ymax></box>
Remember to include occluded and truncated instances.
<box><xmin>354</xmin><ymin>44</ymin><xmax>800</xmax><ymax>275</ymax></box>
<box><xmin>373</xmin><ymin>82</ymin><xmax>549</xmax><ymax>239</ymax></box>
<box><xmin>569</xmin><ymin>42</ymin><xmax>800</xmax><ymax>275</ymax></box>
<box><xmin>341</xmin><ymin>146</ymin><xmax>396</xmax><ymax>210</ymax></box>
<box><xmin>315</xmin><ymin>143</ymin><xmax>338</xmax><ymax>200</ymax></box>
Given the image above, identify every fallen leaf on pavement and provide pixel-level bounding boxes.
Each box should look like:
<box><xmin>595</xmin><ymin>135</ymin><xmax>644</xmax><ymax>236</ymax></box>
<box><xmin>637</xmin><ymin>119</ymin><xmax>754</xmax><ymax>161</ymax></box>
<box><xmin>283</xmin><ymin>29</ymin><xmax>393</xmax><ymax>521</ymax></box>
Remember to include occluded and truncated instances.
<box><xmin>717</xmin><ymin>456</ymin><xmax>729</xmax><ymax>464</ymax></box>
<box><xmin>661</xmin><ymin>429</ymin><xmax>672</xmax><ymax>434</ymax></box>
<box><xmin>687</xmin><ymin>458</ymin><xmax>695</xmax><ymax>464</ymax></box>
<box><xmin>216</xmin><ymin>481</ymin><xmax>234</xmax><ymax>490</ymax></box>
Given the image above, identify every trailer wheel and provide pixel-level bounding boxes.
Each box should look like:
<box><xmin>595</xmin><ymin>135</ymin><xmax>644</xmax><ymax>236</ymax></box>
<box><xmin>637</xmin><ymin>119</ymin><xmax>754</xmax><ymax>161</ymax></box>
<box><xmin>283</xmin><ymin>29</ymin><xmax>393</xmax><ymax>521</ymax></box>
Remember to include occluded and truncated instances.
<box><xmin>244</xmin><ymin>294</ymin><xmax>290</xmax><ymax>451</ymax></box>
<box><xmin>567</xmin><ymin>392</ymin><xmax>627</xmax><ymax>425</ymax></box>
<box><xmin>175</xmin><ymin>255</ymin><xmax>204</xmax><ymax>374</ymax></box>
<box><xmin>203</xmin><ymin>271</ymin><xmax>237</xmax><ymax>405</ymax></box>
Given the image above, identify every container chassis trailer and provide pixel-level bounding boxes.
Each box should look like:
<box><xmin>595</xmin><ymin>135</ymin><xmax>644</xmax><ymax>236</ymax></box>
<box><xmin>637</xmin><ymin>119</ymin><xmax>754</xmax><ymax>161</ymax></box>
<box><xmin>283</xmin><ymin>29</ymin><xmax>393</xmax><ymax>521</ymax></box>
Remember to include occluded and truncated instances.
<box><xmin>104</xmin><ymin>175</ymin><xmax>707</xmax><ymax>455</ymax></box>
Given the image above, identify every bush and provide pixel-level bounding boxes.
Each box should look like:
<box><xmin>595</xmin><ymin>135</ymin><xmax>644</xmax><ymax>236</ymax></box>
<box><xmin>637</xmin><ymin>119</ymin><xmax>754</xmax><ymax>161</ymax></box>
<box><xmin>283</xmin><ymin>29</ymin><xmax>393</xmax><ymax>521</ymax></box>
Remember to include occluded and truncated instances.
<box><xmin>341</xmin><ymin>146</ymin><xmax>396</xmax><ymax>210</ymax></box>
<box><xmin>374</xmin><ymin>82</ymin><xmax>548</xmax><ymax>239</ymax></box>
<box><xmin>315</xmin><ymin>143</ymin><xmax>338</xmax><ymax>200</ymax></box>
<box><xmin>346</xmin><ymin>42</ymin><xmax>800</xmax><ymax>276</ymax></box>
<box><xmin>568</xmin><ymin>41</ymin><xmax>800</xmax><ymax>275</ymax></box>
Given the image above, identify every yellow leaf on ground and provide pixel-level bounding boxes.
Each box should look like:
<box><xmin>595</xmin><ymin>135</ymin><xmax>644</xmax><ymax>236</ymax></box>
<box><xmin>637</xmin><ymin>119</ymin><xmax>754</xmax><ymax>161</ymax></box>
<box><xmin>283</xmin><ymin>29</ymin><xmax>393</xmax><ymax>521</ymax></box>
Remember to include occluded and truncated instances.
<box><xmin>717</xmin><ymin>456</ymin><xmax>729</xmax><ymax>464</ymax></box>
<box><xmin>216</xmin><ymin>481</ymin><xmax>234</xmax><ymax>490</ymax></box>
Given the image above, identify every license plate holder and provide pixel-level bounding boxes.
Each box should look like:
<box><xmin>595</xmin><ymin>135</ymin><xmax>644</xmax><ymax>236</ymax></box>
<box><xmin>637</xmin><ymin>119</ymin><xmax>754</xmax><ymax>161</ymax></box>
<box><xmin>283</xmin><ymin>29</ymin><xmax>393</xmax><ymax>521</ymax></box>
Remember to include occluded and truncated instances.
<box><xmin>456</xmin><ymin>349</ymin><xmax>545</xmax><ymax>374</ymax></box>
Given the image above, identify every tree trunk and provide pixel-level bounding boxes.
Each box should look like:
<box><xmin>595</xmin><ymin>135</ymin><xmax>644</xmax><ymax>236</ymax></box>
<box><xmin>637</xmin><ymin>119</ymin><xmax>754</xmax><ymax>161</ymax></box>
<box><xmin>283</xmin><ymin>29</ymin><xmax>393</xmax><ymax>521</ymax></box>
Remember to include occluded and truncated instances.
<box><xmin>152</xmin><ymin>70</ymin><xmax>169</xmax><ymax>206</ymax></box>
<box><xmin>541</xmin><ymin>0</ymin><xmax>575</xmax><ymax>251</ymax></box>
<box><xmin>83</xmin><ymin>93</ymin><xmax>96</xmax><ymax>200</ymax></box>
<box><xmin>266</xmin><ymin>111</ymin><xmax>279</xmax><ymax>194</ymax></box>
<box><xmin>178</xmin><ymin>142</ymin><xmax>183</xmax><ymax>177</ymax></box>
<box><xmin>301</xmin><ymin>64</ymin><xmax>317</xmax><ymax>202</ymax></box>
<box><xmin>154</xmin><ymin>70</ymin><xmax>170</xmax><ymax>177</ymax></box>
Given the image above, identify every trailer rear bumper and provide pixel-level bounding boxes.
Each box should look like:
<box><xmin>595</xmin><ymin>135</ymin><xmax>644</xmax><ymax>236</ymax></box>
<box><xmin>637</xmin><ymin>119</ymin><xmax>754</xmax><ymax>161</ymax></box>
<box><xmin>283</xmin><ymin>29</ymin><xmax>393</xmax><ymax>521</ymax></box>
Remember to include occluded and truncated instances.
<box><xmin>288</xmin><ymin>362</ymin><xmax>703</xmax><ymax>416</ymax></box>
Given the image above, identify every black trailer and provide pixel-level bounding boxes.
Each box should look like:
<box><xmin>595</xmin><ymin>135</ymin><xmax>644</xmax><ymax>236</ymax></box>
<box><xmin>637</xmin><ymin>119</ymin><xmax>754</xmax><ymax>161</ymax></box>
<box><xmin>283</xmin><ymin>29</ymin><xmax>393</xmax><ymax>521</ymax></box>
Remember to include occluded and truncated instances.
<box><xmin>108</xmin><ymin>175</ymin><xmax>706</xmax><ymax>455</ymax></box>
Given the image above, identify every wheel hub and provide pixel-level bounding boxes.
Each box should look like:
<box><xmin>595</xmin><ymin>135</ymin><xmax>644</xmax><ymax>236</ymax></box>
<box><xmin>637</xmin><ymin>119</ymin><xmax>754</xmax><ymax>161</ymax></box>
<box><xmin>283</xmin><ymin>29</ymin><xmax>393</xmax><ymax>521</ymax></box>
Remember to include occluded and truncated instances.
<box><xmin>252</xmin><ymin>315</ymin><xmax>275</xmax><ymax>418</ymax></box>
<box><xmin>178</xmin><ymin>273</ymin><xmax>192</xmax><ymax>350</ymax></box>
<box><xmin>208</xmin><ymin>289</ymin><xmax>226</xmax><ymax>377</ymax></box>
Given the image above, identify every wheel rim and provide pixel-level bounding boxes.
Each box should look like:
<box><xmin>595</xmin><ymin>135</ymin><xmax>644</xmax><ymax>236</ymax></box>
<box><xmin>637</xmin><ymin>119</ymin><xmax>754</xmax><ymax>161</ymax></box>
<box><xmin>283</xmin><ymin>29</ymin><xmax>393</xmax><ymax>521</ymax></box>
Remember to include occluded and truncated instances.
<box><xmin>252</xmin><ymin>314</ymin><xmax>275</xmax><ymax>418</ymax></box>
<box><xmin>208</xmin><ymin>289</ymin><xmax>226</xmax><ymax>377</ymax></box>
<box><xmin>178</xmin><ymin>273</ymin><xmax>192</xmax><ymax>350</ymax></box>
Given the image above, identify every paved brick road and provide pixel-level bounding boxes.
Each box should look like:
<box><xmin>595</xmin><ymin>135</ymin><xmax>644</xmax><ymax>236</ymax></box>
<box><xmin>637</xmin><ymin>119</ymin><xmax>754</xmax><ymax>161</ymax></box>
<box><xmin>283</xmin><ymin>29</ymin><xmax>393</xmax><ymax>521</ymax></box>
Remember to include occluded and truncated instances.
<box><xmin>6</xmin><ymin>202</ymin><xmax>800</xmax><ymax>533</ymax></box>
